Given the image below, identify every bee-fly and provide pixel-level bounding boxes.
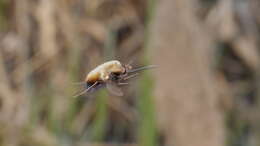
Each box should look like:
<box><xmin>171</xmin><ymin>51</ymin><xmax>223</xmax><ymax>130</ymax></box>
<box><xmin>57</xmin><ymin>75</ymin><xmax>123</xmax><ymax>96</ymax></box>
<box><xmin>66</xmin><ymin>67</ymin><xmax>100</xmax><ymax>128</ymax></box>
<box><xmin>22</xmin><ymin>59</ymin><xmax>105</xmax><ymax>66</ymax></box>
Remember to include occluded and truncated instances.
<box><xmin>73</xmin><ymin>60</ymin><xmax>156</xmax><ymax>97</ymax></box>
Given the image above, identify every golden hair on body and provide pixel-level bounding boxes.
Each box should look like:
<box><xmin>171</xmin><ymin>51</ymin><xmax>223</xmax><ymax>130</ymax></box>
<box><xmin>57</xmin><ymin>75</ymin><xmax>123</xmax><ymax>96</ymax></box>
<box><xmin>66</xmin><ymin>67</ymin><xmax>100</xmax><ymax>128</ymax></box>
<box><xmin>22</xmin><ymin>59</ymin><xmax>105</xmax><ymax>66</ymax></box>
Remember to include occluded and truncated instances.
<box><xmin>85</xmin><ymin>60</ymin><xmax>125</xmax><ymax>83</ymax></box>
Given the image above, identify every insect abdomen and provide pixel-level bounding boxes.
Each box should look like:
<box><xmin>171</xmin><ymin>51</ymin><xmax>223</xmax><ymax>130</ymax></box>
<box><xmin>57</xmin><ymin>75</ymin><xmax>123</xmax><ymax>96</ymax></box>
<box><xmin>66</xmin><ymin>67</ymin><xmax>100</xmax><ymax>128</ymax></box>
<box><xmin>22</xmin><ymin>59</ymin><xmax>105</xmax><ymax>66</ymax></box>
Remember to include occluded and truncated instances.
<box><xmin>85</xmin><ymin>72</ymin><xmax>100</xmax><ymax>82</ymax></box>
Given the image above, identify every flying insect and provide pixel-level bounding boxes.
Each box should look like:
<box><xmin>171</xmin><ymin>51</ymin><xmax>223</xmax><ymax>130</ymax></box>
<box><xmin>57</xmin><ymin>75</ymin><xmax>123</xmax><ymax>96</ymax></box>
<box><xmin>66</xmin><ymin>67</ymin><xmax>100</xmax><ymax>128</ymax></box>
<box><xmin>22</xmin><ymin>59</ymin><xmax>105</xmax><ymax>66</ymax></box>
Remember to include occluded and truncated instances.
<box><xmin>73</xmin><ymin>60</ymin><xmax>155</xmax><ymax>97</ymax></box>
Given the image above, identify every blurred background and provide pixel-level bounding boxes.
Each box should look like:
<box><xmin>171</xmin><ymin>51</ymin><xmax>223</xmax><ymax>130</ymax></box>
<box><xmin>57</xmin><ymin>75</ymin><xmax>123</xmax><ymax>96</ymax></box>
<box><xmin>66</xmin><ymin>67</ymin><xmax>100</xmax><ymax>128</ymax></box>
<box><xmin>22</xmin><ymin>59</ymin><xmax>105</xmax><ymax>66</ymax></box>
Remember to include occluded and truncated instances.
<box><xmin>0</xmin><ymin>0</ymin><xmax>260</xmax><ymax>146</ymax></box>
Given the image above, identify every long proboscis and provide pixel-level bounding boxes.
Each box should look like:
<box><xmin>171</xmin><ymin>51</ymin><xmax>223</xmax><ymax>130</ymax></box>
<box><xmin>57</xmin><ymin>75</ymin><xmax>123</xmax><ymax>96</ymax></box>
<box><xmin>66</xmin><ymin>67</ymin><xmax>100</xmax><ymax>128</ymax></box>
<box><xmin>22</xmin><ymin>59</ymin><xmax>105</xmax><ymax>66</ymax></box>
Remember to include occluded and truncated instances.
<box><xmin>127</xmin><ymin>65</ymin><xmax>157</xmax><ymax>73</ymax></box>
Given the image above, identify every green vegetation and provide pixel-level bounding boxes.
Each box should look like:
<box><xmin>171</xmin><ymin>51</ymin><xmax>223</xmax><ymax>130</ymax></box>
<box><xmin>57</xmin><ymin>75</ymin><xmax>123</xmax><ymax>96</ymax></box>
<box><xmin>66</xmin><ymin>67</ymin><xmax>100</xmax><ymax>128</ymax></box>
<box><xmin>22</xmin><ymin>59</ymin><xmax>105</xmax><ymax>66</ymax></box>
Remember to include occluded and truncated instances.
<box><xmin>138</xmin><ymin>71</ymin><xmax>157</xmax><ymax>146</ymax></box>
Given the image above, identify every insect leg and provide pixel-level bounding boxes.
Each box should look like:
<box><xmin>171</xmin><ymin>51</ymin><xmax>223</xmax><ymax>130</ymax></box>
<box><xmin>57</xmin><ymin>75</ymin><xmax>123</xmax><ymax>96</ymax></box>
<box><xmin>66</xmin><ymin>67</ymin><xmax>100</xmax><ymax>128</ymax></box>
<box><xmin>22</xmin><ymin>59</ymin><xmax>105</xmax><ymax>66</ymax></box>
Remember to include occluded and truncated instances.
<box><xmin>123</xmin><ymin>73</ymin><xmax>139</xmax><ymax>80</ymax></box>
<box><xmin>118</xmin><ymin>82</ymin><xmax>129</xmax><ymax>86</ymax></box>
<box><xmin>73</xmin><ymin>81</ymin><xmax>98</xmax><ymax>98</ymax></box>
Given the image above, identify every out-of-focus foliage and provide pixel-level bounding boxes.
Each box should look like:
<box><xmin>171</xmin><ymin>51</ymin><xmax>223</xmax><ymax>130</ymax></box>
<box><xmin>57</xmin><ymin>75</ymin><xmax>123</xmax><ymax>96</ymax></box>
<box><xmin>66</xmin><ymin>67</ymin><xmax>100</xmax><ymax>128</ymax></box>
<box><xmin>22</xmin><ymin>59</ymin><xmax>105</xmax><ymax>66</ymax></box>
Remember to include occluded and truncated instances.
<box><xmin>0</xmin><ymin>0</ymin><xmax>156</xmax><ymax>146</ymax></box>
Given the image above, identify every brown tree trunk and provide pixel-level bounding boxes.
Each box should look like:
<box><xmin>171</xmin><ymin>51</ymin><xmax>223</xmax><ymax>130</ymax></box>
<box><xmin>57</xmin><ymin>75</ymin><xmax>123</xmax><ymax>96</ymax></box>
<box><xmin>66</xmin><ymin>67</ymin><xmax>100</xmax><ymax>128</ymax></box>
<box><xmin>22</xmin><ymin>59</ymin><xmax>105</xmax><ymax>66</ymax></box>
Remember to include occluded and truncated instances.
<box><xmin>151</xmin><ymin>0</ymin><xmax>225</xmax><ymax>146</ymax></box>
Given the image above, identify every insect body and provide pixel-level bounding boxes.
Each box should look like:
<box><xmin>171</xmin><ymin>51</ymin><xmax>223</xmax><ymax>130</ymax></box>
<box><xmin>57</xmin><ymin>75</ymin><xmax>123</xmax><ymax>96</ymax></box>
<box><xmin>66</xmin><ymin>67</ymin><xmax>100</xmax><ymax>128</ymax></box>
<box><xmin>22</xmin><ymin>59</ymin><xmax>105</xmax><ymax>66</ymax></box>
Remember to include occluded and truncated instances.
<box><xmin>85</xmin><ymin>60</ymin><xmax>125</xmax><ymax>85</ymax></box>
<box><xmin>73</xmin><ymin>60</ymin><xmax>155</xmax><ymax>97</ymax></box>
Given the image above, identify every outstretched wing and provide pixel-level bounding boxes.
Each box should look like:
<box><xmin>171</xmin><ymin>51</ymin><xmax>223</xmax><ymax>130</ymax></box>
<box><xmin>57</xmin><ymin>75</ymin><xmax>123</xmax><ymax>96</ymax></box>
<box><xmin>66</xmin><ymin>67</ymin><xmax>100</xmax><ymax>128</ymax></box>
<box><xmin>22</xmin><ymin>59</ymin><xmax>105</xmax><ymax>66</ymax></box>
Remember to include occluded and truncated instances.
<box><xmin>106</xmin><ymin>81</ymin><xmax>124</xmax><ymax>96</ymax></box>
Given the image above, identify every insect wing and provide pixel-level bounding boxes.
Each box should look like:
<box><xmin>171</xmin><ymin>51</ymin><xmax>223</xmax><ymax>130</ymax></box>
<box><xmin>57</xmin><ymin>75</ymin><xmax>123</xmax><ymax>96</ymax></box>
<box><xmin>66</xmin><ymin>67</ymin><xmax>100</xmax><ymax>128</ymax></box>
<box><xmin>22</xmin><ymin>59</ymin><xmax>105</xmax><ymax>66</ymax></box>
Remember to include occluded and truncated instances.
<box><xmin>106</xmin><ymin>82</ymin><xmax>124</xmax><ymax>96</ymax></box>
